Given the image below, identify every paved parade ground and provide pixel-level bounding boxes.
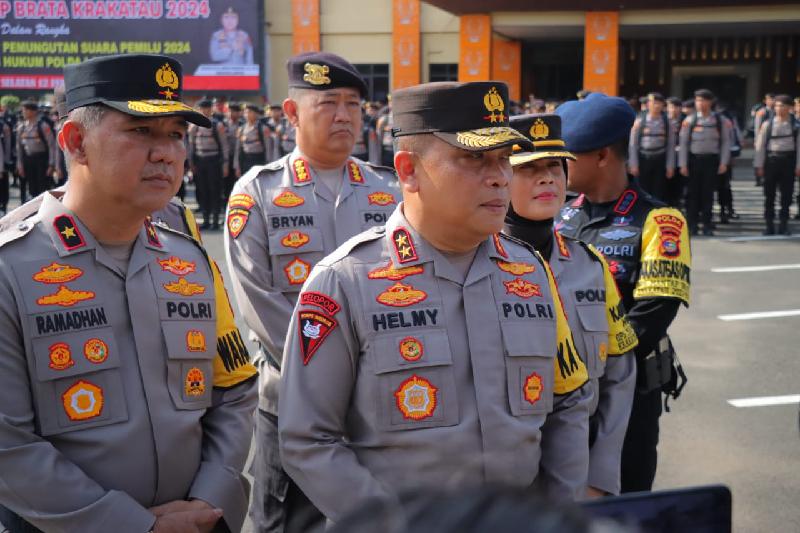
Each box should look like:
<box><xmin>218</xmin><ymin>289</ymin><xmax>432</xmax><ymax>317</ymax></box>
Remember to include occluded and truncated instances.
<box><xmin>3</xmin><ymin>162</ymin><xmax>798</xmax><ymax>532</ymax></box>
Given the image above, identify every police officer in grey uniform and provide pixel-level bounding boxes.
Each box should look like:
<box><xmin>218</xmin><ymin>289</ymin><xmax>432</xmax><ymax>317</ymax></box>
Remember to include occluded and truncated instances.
<box><xmin>16</xmin><ymin>101</ymin><xmax>56</xmax><ymax>203</ymax></box>
<box><xmin>679</xmin><ymin>89</ymin><xmax>732</xmax><ymax>236</ymax></box>
<box><xmin>0</xmin><ymin>53</ymin><xmax>257</xmax><ymax>533</ymax></box>
<box><xmin>754</xmin><ymin>94</ymin><xmax>800</xmax><ymax>235</ymax></box>
<box><xmin>189</xmin><ymin>99</ymin><xmax>229</xmax><ymax>230</ymax></box>
<box><xmin>234</xmin><ymin>103</ymin><xmax>271</xmax><ymax>178</ymax></box>
<box><xmin>224</xmin><ymin>102</ymin><xmax>244</xmax><ymax>198</ymax></box>
<box><xmin>629</xmin><ymin>93</ymin><xmax>676</xmax><ymax>201</ymax></box>
<box><xmin>278</xmin><ymin>81</ymin><xmax>592</xmax><ymax>523</ymax></box>
<box><xmin>209</xmin><ymin>7</ymin><xmax>254</xmax><ymax>65</ymax></box>
<box><xmin>225</xmin><ymin>52</ymin><xmax>398</xmax><ymax>533</ymax></box>
<box><xmin>506</xmin><ymin>113</ymin><xmax>637</xmax><ymax>497</ymax></box>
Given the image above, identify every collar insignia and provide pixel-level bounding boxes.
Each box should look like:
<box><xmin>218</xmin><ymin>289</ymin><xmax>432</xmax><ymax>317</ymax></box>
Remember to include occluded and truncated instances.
<box><xmin>392</xmin><ymin>227</ymin><xmax>418</xmax><ymax>264</ymax></box>
<box><xmin>348</xmin><ymin>161</ymin><xmax>365</xmax><ymax>184</ymax></box>
<box><xmin>53</xmin><ymin>214</ymin><xmax>85</xmax><ymax>251</ymax></box>
<box><xmin>292</xmin><ymin>158</ymin><xmax>312</xmax><ymax>184</ymax></box>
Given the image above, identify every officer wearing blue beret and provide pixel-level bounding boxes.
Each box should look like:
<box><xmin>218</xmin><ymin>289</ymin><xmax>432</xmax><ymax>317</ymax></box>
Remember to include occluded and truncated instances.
<box><xmin>555</xmin><ymin>93</ymin><xmax>691</xmax><ymax>494</ymax></box>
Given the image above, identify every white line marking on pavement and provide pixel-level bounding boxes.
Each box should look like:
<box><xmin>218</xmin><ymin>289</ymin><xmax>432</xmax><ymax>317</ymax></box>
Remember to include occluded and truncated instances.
<box><xmin>728</xmin><ymin>395</ymin><xmax>800</xmax><ymax>408</ymax></box>
<box><xmin>711</xmin><ymin>264</ymin><xmax>800</xmax><ymax>273</ymax></box>
<box><xmin>718</xmin><ymin>309</ymin><xmax>800</xmax><ymax>321</ymax></box>
<box><xmin>725</xmin><ymin>235</ymin><xmax>800</xmax><ymax>242</ymax></box>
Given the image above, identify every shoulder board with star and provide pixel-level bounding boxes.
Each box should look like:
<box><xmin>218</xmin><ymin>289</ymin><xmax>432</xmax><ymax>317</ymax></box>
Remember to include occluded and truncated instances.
<box><xmin>317</xmin><ymin>226</ymin><xmax>386</xmax><ymax>268</ymax></box>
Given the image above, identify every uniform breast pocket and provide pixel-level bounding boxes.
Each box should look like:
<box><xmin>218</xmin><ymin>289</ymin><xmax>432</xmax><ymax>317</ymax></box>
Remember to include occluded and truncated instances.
<box><xmin>162</xmin><ymin>321</ymin><xmax>216</xmax><ymax>410</ymax></box>
<box><xmin>269</xmin><ymin>227</ymin><xmax>324</xmax><ymax>291</ymax></box>
<box><xmin>30</xmin><ymin>328</ymin><xmax>129</xmax><ymax>436</ymax></box>
<box><xmin>575</xmin><ymin>303</ymin><xmax>610</xmax><ymax>379</ymax></box>
<box><xmin>500</xmin><ymin>321</ymin><xmax>556</xmax><ymax>416</ymax></box>
<box><xmin>370</xmin><ymin>330</ymin><xmax>459</xmax><ymax>432</ymax></box>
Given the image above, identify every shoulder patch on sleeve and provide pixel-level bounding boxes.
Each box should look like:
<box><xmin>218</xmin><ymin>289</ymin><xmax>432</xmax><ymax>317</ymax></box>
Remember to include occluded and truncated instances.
<box><xmin>634</xmin><ymin>207</ymin><xmax>691</xmax><ymax>305</ymax></box>
<box><xmin>317</xmin><ymin>226</ymin><xmax>386</xmax><ymax>268</ymax></box>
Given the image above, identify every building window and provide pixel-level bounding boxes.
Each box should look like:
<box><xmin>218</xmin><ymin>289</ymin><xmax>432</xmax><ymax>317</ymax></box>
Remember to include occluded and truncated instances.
<box><xmin>429</xmin><ymin>63</ymin><xmax>458</xmax><ymax>82</ymax></box>
<box><xmin>355</xmin><ymin>64</ymin><xmax>389</xmax><ymax>102</ymax></box>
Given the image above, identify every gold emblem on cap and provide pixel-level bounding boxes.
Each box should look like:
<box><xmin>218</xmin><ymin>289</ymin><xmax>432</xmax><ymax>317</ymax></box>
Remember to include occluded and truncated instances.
<box><xmin>530</xmin><ymin>118</ymin><xmax>549</xmax><ymax>140</ymax></box>
<box><xmin>483</xmin><ymin>86</ymin><xmax>506</xmax><ymax>123</ymax></box>
<box><xmin>303</xmin><ymin>63</ymin><xmax>331</xmax><ymax>86</ymax></box>
<box><xmin>155</xmin><ymin>63</ymin><xmax>179</xmax><ymax>100</ymax></box>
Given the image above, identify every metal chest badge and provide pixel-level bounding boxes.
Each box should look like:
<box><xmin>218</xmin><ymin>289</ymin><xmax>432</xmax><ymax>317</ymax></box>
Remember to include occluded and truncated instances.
<box><xmin>83</xmin><ymin>338</ymin><xmax>109</xmax><ymax>364</ymax></box>
<box><xmin>155</xmin><ymin>62</ymin><xmax>179</xmax><ymax>100</ymax></box>
<box><xmin>483</xmin><ymin>86</ymin><xmax>506</xmax><ymax>123</ymax></box>
<box><xmin>395</xmin><ymin>375</ymin><xmax>438</xmax><ymax>420</ymax></box>
<box><xmin>303</xmin><ymin>63</ymin><xmax>331</xmax><ymax>85</ymax></box>
<box><xmin>62</xmin><ymin>380</ymin><xmax>104</xmax><ymax>421</ymax></box>
<box><xmin>49</xmin><ymin>342</ymin><xmax>74</xmax><ymax>370</ymax></box>
<box><xmin>185</xmin><ymin>367</ymin><xmax>206</xmax><ymax>397</ymax></box>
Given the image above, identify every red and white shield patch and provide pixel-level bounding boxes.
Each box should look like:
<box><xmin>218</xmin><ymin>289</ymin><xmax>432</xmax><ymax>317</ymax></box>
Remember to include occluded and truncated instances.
<box><xmin>298</xmin><ymin>310</ymin><xmax>337</xmax><ymax>365</ymax></box>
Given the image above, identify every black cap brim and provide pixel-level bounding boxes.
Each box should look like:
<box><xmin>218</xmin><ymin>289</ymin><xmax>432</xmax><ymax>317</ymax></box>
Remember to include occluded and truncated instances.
<box><xmin>103</xmin><ymin>99</ymin><xmax>211</xmax><ymax>127</ymax></box>
<box><xmin>433</xmin><ymin>127</ymin><xmax>533</xmax><ymax>152</ymax></box>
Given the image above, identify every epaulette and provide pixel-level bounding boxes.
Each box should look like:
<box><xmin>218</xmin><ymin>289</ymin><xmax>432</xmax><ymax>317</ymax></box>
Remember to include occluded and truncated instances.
<box><xmin>363</xmin><ymin>161</ymin><xmax>397</xmax><ymax>176</ymax></box>
<box><xmin>0</xmin><ymin>195</ymin><xmax>45</xmax><ymax>233</ymax></box>
<box><xmin>496</xmin><ymin>232</ymin><xmax>548</xmax><ymax>266</ymax></box>
<box><xmin>577</xmin><ymin>240</ymin><xmax>605</xmax><ymax>264</ymax></box>
<box><xmin>318</xmin><ymin>226</ymin><xmax>386</xmax><ymax>267</ymax></box>
<box><xmin>0</xmin><ymin>216</ymin><xmax>37</xmax><ymax>249</ymax></box>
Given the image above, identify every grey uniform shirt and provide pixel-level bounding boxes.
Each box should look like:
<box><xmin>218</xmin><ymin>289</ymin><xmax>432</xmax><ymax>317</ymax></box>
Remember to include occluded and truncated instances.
<box><xmin>279</xmin><ymin>207</ymin><xmax>592</xmax><ymax>522</ymax></box>
<box><xmin>209</xmin><ymin>29</ymin><xmax>254</xmax><ymax>64</ymax></box>
<box><xmin>754</xmin><ymin>117</ymin><xmax>800</xmax><ymax>170</ymax></box>
<box><xmin>188</xmin><ymin>121</ymin><xmax>230</xmax><ymax>167</ymax></box>
<box><xmin>678</xmin><ymin>112</ymin><xmax>732</xmax><ymax>167</ymax></box>
<box><xmin>0</xmin><ymin>193</ymin><xmax>257</xmax><ymax>533</ymax></box>
<box><xmin>233</xmin><ymin>121</ymin><xmax>271</xmax><ymax>173</ymax></box>
<box><xmin>629</xmin><ymin>113</ymin><xmax>676</xmax><ymax>170</ymax></box>
<box><xmin>16</xmin><ymin>119</ymin><xmax>56</xmax><ymax>166</ymax></box>
<box><xmin>224</xmin><ymin>150</ymin><xmax>398</xmax><ymax>414</ymax></box>
<box><xmin>547</xmin><ymin>231</ymin><xmax>637</xmax><ymax>495</ymax></box>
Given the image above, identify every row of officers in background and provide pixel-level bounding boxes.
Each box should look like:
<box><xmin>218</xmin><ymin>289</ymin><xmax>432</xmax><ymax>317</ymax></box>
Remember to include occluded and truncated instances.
<box><xmin>628</xmin><ymin>90</ymin><xmax>800</xmax><ymax>236</ymax></box>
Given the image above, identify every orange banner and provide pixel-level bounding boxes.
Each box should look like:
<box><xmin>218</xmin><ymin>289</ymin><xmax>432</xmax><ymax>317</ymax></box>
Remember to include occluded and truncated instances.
<box><xmin>459</xmin><ymin>14</ymin><xmax>491</xmax><ymax>82</ymax></box>
<box><xmin>292</xmin><ymin>0</ymin><xmax>320</xmax><ymax>55</ymax></box>
<box><xmin>491</xmin><ymin>38</ymin><xmax>521</xmax><ymax>101</ymax></box>
<box><xmin>392</xmin><ymin>0</ymin><xmax>420</xmax><ymax>90</ymax></box>
<box><xmin>583</xmin><ymin>12</ymin><xmax>619</xmax><ymax>96</ymax></box>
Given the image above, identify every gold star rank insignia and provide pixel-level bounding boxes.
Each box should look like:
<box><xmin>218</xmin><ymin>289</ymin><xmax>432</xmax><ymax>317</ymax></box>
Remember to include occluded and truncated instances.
<box><xmin>53</xmin><ymin>214</ymin><xmax>86</xmax><ymax>251</ymax></box>
<box><xmin>392</xmin><ymin>228</ymin><xmax>418</xmax><ymax>264</ymax></box>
